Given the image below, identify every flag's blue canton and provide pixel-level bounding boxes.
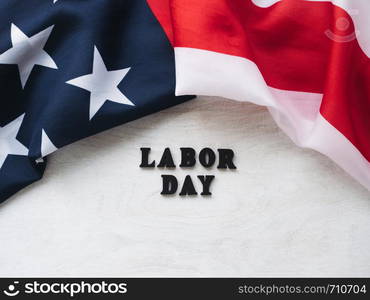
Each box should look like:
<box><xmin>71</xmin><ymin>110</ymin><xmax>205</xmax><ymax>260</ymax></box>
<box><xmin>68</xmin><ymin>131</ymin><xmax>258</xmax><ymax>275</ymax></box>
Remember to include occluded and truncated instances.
<box><xmin>0</xmin><ymin>0</ymin><xmax>192</xmax><ymax>203</ymax></box>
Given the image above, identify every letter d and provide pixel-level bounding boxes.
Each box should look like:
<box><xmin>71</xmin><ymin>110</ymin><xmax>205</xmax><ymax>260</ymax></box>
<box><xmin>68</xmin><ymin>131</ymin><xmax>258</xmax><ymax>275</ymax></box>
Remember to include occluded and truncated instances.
<box><xmin>161</xmin><ymin>175</ymin><xmax>178</xmax><ymax>195</ymax></box>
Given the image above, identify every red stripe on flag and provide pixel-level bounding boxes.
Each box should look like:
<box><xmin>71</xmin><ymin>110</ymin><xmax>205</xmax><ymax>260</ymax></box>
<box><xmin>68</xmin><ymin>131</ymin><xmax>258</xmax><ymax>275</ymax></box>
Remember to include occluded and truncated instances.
<box><xmin>148</xmin><ymin>0</ymin><xmax>370</xmax><ymax>163</ymax></box>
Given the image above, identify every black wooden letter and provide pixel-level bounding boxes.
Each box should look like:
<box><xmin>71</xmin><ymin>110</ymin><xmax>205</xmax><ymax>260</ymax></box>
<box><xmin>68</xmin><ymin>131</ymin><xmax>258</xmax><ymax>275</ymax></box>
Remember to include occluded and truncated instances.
<box><xmin>161</xmin><ymin>175</ymin><xmax>178</xmax><ymax>195</ymax></box>
<box><xmin>197</xmin><ymin>175</ymin><xmax>215</xmax><ymax>195</ymax></box>
<box><xmin>157</xmin><ymin>148</ymin><xmax>176</xmax><ymax>168</ymax></box>
<box><xmin>180</xmin><ymin>147</ymin><xmax>196</xmax><ymax>167</ymax></box>
<box><xmin>140</xmin><ymin>147</ymin><xmax>155</xmax><ymax>168</ymax></box>
<box><xmin>199</xmin><ymin>148</ymin><xmax>216</xmax><ymax>168</ymax></box>
<box><xmin>179</xmin><ymin>175</ymin><xmax>197</xmax><ymax>196</ymax></box>
<box><xmin>217</xmin><ymin>149</ymin><xmax>236</xmax><ymax>169</ymax></box>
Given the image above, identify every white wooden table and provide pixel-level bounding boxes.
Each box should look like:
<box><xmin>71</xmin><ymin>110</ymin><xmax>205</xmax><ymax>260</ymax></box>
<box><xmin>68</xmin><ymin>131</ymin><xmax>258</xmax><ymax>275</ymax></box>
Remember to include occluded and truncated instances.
<box><xmin>0</xmin><ymin>96</ymin><xmax>369</xmax><ymax>277</ymax></box>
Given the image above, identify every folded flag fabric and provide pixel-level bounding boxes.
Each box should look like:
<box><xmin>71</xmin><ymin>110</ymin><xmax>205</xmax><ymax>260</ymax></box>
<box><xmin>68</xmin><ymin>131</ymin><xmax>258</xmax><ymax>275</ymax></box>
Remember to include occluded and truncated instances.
<box><xmin>0</xmin><ymin>0</ymin><xmax>192</xmax><ymax>203</ymax></box>
<box><xmin>148</xmin><ymin>0</ymin><xmax>370</xmax><ymax>191</ymax></box>
<box><xmin>1</xmin><ymin>0</ymin><xmax>369</xmax><ymax>203</ymax></box>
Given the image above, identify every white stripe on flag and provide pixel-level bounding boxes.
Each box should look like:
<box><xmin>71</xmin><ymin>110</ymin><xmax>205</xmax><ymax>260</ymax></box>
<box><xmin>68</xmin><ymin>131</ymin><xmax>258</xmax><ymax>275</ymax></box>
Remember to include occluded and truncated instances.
<box><xmin>174</xmin><ymin>47</ymin><xmax>370</xmax><ymax>190</ymax></box>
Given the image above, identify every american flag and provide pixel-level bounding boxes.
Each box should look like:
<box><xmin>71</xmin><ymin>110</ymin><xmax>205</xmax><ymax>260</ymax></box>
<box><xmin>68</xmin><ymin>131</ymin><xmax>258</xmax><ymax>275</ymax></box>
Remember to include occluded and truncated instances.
<box><xmin>0</xmin><ymin>0</ymin><xmax>192</xmax><ymax>202</ymax></box>
<box><xmin>0</xmin><ymin>0</ymin><xmax>369</xmax><ymax>203</ymax></box>
<box><xmin>148</xmin><ymin>0</ymin><xmax>370</xmax><ymax>191</ymax></box>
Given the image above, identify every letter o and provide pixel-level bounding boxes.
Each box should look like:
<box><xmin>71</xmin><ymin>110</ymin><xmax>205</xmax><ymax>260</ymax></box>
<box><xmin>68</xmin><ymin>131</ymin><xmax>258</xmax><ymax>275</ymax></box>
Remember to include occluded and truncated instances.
<box><xmin>199</xmin><ymin>148</ymin><xmax>216</xmax><ymax>168</ymax></box>
<box><xmin>40</xmin><ymin>284</ymin><xmax>51</xmax><ymax>293</ymax></box>
<box><xmin>91</xmin><ymin>284</ymin><xmax>102</xmax><ymax>293</ymax></box>
<box><xmin>108</xmin><ymin>284</ymin><xmax>119</xmax><ymax>293</ymax></box>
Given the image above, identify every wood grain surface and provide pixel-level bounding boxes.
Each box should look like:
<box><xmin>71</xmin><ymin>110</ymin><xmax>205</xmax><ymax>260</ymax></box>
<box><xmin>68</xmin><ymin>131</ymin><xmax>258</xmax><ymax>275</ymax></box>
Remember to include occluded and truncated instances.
<box><xmin>0</xmin><ymin>96</ymin><xmax>369</xmax><ymax>277</ymax></box>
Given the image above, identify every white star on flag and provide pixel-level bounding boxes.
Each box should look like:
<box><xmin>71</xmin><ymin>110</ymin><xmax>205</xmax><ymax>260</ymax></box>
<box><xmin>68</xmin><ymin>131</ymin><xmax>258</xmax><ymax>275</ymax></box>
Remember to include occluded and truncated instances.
<box><xmin>35</xmin><ymin>129</ymin><xmax>58</xmax><ymax>164</ymax></box>
<box><xmin>41</xmin><ymin>129</ymin><xmax>58</xmax><ymax>157</ymax></box>
<box><xmin>0</xmin><ymin>23</ymin><xmax>58</xmax><ymax>88</ymax></box>
<box><xmin>66</xmin><ymin>46</ymin><xmax>134</xmax><ymax>120</ymax></box>
<box><xmin>0</xmin><ymin>114</ymin><xmax>28</xmax><ymax>169</ymax></box>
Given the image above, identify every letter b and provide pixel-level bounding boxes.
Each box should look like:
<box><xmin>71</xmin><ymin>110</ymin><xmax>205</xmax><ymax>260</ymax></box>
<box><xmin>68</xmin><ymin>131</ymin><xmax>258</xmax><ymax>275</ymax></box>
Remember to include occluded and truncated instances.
<box><xmin>180</xmin><ymin>147</ymin><xmax>196</xmax><ymax>167</ymax></box>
